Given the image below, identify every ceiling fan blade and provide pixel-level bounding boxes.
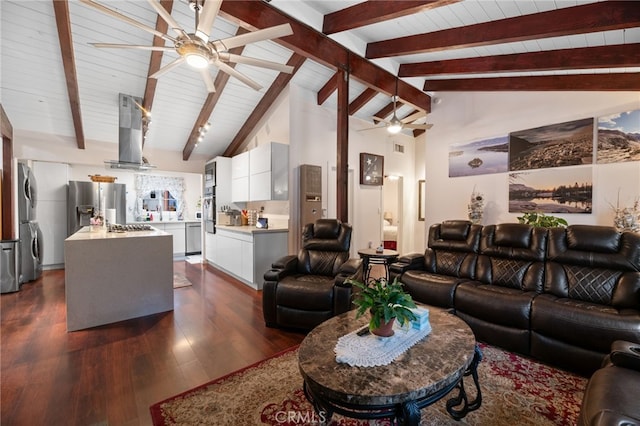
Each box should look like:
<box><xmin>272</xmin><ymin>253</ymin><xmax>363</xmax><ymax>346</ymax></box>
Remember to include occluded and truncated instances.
<box><xmin>218</xmin><ymin>53</ymin><xmax>294</xmax><ymax>73</ymax></box>
<box><xmin>401</xmin><ymin>111</ymin><xmax>427</xmax><ymax>124</ymax></box>
<box><xmin>212</xmin><ymin>23</ymin><xmax>293</xmax><ymax>51</ymax></box>
<box><xmin>150</xmin><ymin>57</ymin><xmax>185</xmax><ymax>78</ymax></box>
<box><xmin>200</xmin><ymin>69</ymin><xmax>216</xmax><ymax>93</ymax></box>
<box><xmin>195</xmin><ymin>0</ymin><xmax>222</xmax><ymax>42</ymax></box>
<box><xmin>215</xmin><ymin>61</ymin><xmax>262</xmax><ymax>90</ymax></box>
<box><xmin>79</xmin><ymin>0</ymin><xmax>175</xmax><ymax>43</ymax></box>
<box><xmin>146</xmin><ymin>0</ymin><xmax>188</xmax><ymax>38</ymax></box>
<box><xmin>372</xmin><ymin>116</ymin><xmax>390</xmax><ymax>124</ymax></box>
<box><xmin>403</xmin><ymin>123</ymin><xmax>434</xmax><ymax>130</ymax></box>
<box><xmin>357</xmin><ymin>126</ymin><xmax>386</xmax><ymax>132</ymax></box>
<box><xmin>90</xmin><ymin>43</ymin><xmax>174</xmax><ymax>51</ymax></box>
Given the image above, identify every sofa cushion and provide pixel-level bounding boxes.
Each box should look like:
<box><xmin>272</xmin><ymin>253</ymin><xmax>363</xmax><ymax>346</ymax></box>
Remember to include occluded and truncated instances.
<box><xmin>531</xmin><ymin>294</ymin><xmax>640</xmax><ymax>353</ymax></box>
<box><xmin>401</xmin><ymin>271</ymin><xmax>468</xmax><ymax>308</ymax></box>
<box><xmin>455</xmin><ymin>282</ymin><xmax>535</xmax><ymax>329</ymax></box>
<box><xmin>276</xmin><ymin>275</ymin><xmax>335</xmax><ymax>310</ymax></box>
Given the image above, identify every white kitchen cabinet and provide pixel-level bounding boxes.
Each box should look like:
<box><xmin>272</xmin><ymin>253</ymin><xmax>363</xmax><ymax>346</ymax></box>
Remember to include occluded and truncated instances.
<box><xmin>210</xmin><ymin>227</ymin><xmax>288</xmax><ymax>290</ymax></box>
<box><xmin>249</xmin><ymin>142</ymin><xmax>288</xmax><ymax>201</ymax></box>
<box><xmin>163</xmin><ymin>223</ymin><xmax>186</xmax><ymax>256</ymax></box>
<box><xmin>231</xmin><ymin>151</ymin><xmax>249</xmax><ymax>202</ymax></box>
<box><xmin>205</xmin><ymin>232</ymin><xmax>217</xmax><ymax>264</ymax></box>
<box><xmin>213</xmin><ymin>156</ymin><xmax>232</xmax><ymax>208</ymax></box>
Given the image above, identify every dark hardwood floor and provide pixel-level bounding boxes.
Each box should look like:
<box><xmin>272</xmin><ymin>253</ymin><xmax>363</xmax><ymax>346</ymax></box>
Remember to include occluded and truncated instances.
<box><xmin>1</xmin><ymin>261</ymin><xmax>306</xmax><ymax>425</ymax></box>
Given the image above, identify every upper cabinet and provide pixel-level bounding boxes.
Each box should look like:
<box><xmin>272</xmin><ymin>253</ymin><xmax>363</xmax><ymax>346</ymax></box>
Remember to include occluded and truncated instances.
<box><xmin>231</xmin><ymin>151</ymin><xmax>249</xmax><ymax>203</ymax></box>
<box><xmin>249</xmin><ymin>142</ymin><xmax>289</xmax><ymax>202</ymax></box>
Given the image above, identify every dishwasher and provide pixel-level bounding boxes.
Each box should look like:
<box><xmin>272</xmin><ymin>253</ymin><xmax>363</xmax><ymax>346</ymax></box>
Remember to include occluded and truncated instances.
<box><xmin>185</xmin><ymin>222</ymin><xmax>202</xmax><ymax>255</ymax></box>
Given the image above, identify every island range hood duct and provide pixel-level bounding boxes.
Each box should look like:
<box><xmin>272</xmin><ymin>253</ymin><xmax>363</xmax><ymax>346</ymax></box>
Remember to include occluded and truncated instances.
<box><xmin>105</xmin><ymin>93</ymin><xmax>156</xmax><ymax>171</ymax></box>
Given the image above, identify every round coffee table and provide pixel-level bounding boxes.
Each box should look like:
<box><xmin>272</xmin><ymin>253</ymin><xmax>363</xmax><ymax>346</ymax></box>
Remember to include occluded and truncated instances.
<box><xmin>298</xmin><ymin>307</ymin><xmax>482</xmax><ymax>425</ymax></box>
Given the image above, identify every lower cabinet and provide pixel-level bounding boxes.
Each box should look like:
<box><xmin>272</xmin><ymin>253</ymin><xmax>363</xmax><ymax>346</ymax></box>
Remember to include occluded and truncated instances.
<box><xmin>139</xmin><ymin>222</ymin><xmax>197</xmax><ymax>257</ymax></box>
<box><xmin>208</xmin><ymin>228</ymin><xmax>288</xmax><ymax>290</ymax></box>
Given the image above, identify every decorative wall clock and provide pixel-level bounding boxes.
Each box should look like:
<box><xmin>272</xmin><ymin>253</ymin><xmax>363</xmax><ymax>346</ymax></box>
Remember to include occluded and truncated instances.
<box><xmin>360</xmin><ymin>153</ymin><xmax>384</xmax><ymax>186</ymax></box>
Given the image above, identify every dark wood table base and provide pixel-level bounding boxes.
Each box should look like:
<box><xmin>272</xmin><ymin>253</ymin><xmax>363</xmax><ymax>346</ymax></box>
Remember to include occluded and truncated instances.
<box><xmin>303</xmin><ymin>345</ymin><xmax>483</xmax><ymax>425</ymax></box>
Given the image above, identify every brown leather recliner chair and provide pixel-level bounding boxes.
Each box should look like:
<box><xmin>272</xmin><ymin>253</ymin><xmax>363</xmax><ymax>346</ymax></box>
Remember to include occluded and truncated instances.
<box><xmin>262</xmin><ymin>219</ymin><xmax>361</xmax><ymax>330</ymax></box>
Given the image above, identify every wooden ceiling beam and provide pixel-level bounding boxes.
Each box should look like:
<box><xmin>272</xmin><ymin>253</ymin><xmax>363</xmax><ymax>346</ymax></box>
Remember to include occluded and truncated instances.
<box><xmin>400</xmin><ymin>44</ymin><xmax>640</xmax><ymax>77</ymax></box>
<box><xmin>367</xmin><ymin>1</ymin><xmax>640</xmax><ymax>59</ymax></box>
<box><xmin>183</xmin><ymin>29</ymin><xmax>249</xmax><ymax>160</ymax></box>
<box><xmin>142</xmin><ymin>0</ymin><xmax>173</xmax><ymax>146</ymax></box>
<box><xmin>53</xmin><ymin>0</ymin><xmax>85</xmax><ymax>149</ymax></box>
<box><xmin>372</xmin><ymin>102</ymin><xmax>396</xmax><ymax>122</ymax></box>
<box><xmin>349</xmin><ymin>88</ymin><xmax>378</xmax><ymax>115</ymax></box>
<box><xmin>219</xmin><ymin>0</ymin><xmax>431</xmax><ymax>112</ymax></box>
<box><xmin>322</xmin><ymin>0</ymin><xmax>460</xmax><ymax>34</ymax></box>
<box><xmin>423</xmin><ymin>73</ymin><xmax>640</xmax><ymax>91</ymax></box>
<box><xmin>317</xmin><ymin>74</ymin><xmax>338</xmax><ymax>105</ymax></box>
<box><xmin>224</xmin><ymin>54</ymin><xmax>307</xmax><ymax>157</ymax></box>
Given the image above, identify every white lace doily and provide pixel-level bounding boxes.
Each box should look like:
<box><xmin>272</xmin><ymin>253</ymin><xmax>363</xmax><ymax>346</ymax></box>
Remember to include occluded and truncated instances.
<box><xmin>334</xmin><ymin>321</ymin><xmax>432</xmax><ymax>367</ymax></box>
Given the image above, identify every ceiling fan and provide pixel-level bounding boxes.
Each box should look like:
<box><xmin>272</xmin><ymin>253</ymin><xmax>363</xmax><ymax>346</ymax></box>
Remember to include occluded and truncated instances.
<box><xmin>360</xmin><ymin>77</ymin><xmax>432</xmax><ymax>134</ymax></box>
<box><xmin>368</xmin><ymin>97</ymin><xmax>433</xmax><ymax>134</ymax></box>
<box><xmin>79</xmin><ymin>0</ymin><xmax>294</xmax><ymax>93</ymax></box>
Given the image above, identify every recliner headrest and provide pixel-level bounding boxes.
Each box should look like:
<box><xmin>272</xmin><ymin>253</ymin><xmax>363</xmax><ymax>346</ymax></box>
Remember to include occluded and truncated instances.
<box><xmin>440</xmin><ymin>220</ymin><xmax>471</xmax><ymax>241</ymax></box>
<box><xmin>494</xmin><ymin>223</ymin><xmax>532</xmax><ymax>248</ymax></box>
<box><xmin>566</xmin><ymin>225</ymin><xmax>620</xmax><ymax>253</ymax></box>
<box><xmin>313</xmin><ymin>219</ymin><xmax>341</xmax><ymax>239</ymax></box>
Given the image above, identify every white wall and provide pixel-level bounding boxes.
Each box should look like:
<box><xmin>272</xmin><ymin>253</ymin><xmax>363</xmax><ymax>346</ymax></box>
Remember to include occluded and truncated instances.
<box><xmin>423</xmin><ymin>92</ymin><xmax>640</xmax><ymax>238</ymax></box>
<box><xmin>288</xmin><ymin>84</ymin><xmax>418</xmax><ymax>255</ymax></box>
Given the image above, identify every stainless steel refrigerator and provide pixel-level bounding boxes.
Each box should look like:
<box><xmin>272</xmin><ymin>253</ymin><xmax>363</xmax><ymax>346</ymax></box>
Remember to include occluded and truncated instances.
<box><xmin>67</xmin><ymin>181</ymin><xmax>126</xmax><ymax>236</ymax></box>
<box><xmin>17</xmin><ymin>163</ymin><xmax>43</xmax><ymax>283</ymax></box>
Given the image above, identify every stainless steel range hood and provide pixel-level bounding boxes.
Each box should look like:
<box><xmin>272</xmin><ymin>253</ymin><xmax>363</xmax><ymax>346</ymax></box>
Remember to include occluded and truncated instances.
<box><xmin>105</xmin><ymin>93</ymin><xmax>156</xmax><ymax>171</ymax></box>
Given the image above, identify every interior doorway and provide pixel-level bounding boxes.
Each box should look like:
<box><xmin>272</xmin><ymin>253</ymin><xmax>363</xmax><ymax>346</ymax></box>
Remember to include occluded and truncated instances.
<box><xmin>382</xmin><ymin>175</ymin><xmax>403</xmax><ymax>253</ymax></box>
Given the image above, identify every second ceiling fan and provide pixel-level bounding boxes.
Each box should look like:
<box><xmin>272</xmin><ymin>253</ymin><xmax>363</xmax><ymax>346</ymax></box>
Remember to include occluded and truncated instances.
<box><xmin>80</xmin><ymin>0</ymin><xmax>294</xmax><ymax>93</ymax></box>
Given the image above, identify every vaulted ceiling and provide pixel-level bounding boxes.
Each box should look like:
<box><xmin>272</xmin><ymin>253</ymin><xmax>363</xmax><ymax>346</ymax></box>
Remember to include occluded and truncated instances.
<box><xmin>2</xmin><ymin>0</ymin><xmax>638</xmax><ymax>164</ymax></box>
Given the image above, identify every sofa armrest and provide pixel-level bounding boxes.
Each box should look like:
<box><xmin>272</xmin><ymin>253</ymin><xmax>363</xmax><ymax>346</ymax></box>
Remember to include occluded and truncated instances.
<box><xmin>609</xmin><ymin>340</ymin><xmax>640</xmax><ymax>372</ymax></box>
<box><xmin>335</xmin><ymin>258</ymin><xmax>363</xmax><ymax>287</ymax></box>
<box><xmin>389</xmin><ymin>252</ymin><xmax>425</xmax><ymax>275</ymax></box>
<box><xmin>263</xmin><ymin>254</ymin><xmax>298</xmax><ymax>281</ymax></box>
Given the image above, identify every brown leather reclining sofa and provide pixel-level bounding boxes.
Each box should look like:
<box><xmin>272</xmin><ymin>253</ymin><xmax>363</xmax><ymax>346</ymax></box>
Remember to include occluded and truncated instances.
<box><xmin>390</xmin><ymin>220</ymin><xmax>640</xmax><ymax>376</ymax></box>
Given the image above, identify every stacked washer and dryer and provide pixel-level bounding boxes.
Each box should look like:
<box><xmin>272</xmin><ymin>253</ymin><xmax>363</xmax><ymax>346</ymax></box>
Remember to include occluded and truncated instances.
<box><xmin>17</xmin><ymin>163</ymin><xmax>43</xmax><ymax>284</ymax></box>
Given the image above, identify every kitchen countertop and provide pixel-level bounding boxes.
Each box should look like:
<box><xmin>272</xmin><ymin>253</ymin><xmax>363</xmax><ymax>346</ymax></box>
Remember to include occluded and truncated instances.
<box><xmin>66</xmin><ymin>226</ymin><xmax>168</xmax><ymax>241</ymax></box>
<box><xmin>216</xmin><ymin>224</ymin><xmax>289</xmax><ymax>235</ymax></box>
<box><xmin>127</xmin><ymin>220</ymin><xmax>202</xmax><ymax>225</ymax></box>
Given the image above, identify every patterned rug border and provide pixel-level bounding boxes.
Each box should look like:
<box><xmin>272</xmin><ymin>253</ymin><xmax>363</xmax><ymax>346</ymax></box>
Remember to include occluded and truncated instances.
<box><xmin>150</xmin><ymin>343</ymin><xmax>586</xmax><ymax>426</ymax></box>
<box><xmin>149</xmin><ymin>345</ymin><xmax>299</xmax><ymax>425</ymax></box>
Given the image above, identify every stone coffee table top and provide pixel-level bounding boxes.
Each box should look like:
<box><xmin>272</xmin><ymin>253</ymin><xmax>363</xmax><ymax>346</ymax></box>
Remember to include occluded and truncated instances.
<box><xmin>298</xmin><ymin>306</ymin><xmax>476</xmax><ymax>407</ymax></box>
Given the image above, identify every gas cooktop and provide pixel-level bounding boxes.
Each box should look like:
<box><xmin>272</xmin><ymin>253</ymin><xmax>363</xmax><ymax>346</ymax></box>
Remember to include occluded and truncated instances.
<box><xmin>108</xmin><ymin>224</ymin><xmax>153</xmax><ymax>232</ymax></box>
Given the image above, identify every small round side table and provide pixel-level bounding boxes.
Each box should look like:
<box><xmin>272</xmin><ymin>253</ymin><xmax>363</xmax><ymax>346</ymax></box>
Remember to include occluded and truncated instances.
<box><xmin>357</xmin><ymin>248</ymin><xmax>399</xmax><ymax>282</ymax></box>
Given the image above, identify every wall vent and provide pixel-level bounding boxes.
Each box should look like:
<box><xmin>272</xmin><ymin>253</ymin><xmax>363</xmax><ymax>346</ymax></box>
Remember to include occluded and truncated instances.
<box><xmin>393</xmin><ymin>143</ymin><xmax>405</xmax><ymax>153</ymax></box>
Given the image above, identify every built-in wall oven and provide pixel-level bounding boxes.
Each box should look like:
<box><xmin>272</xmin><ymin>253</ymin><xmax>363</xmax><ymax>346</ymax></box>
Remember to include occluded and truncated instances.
<box><xmin>204</xmin><ymin>161</ymin><xmax>216</xmax><ymax>233</ymax></box>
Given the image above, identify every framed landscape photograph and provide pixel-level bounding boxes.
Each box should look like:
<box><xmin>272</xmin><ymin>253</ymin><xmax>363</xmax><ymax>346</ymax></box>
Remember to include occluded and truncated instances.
<box><xmin>508</xmin><ymin>167</ymin><xmax>593</xmax><ymax>214</ymax></box>
<box><xmin>360</xmin><ymin>152</ymin><xmax>384</xmax><ymax>186</ymax></box>
<box><xmin>597</xmin><ymin>109</ymin><xmax>640</xmax><ymax>164</ymax></box>
<box><xmin>509</xmin><ymin>118</ymin><xmax>594</xmax><ymax>171</ymax></box>
<box><xmin>449</xmin><ymin>135</ymin><xmax>509</xmax><ymax>177</ymax></box>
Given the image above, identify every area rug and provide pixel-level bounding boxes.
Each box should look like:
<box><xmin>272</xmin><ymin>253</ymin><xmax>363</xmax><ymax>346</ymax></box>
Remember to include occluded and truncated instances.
<box><xmin>150</xmin><ymin>343</ymin><xmax>587</xmax><ymax>425</ymax></box>
<box><xmin>173</xmin><ymin>273</ymin><xmax>193</xmax><ymax>289</ymax></box>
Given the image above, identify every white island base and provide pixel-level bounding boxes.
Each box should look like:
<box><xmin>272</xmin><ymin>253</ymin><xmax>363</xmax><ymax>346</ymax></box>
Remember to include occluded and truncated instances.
<box><xmin>65</xmin><ymin>226</ymin><xmax>174</xmax><ymax>332</ymax></box>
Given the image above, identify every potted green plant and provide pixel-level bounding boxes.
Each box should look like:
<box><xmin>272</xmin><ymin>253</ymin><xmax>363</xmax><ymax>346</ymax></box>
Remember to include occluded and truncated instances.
<box><xmin>349</xmin><ymin>277</ymin><xmax>417</xmax><ymax>337</ymax></box>
<box><xmin>517</xmin><ymin>212</ymin><xmax>568</xmax><ymax>227</ymax></box>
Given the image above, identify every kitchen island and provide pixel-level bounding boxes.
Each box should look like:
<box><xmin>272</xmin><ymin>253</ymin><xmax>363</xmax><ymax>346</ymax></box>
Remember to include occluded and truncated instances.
<box><xmin>64</xmin><ymin>226</ymin><xmax>173</xmax><ymax>331</ymax></box>
<box><xmin>205</xmin><ymin>225</ymin><xmax>288</xmax><ymax>290</ymax></box>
